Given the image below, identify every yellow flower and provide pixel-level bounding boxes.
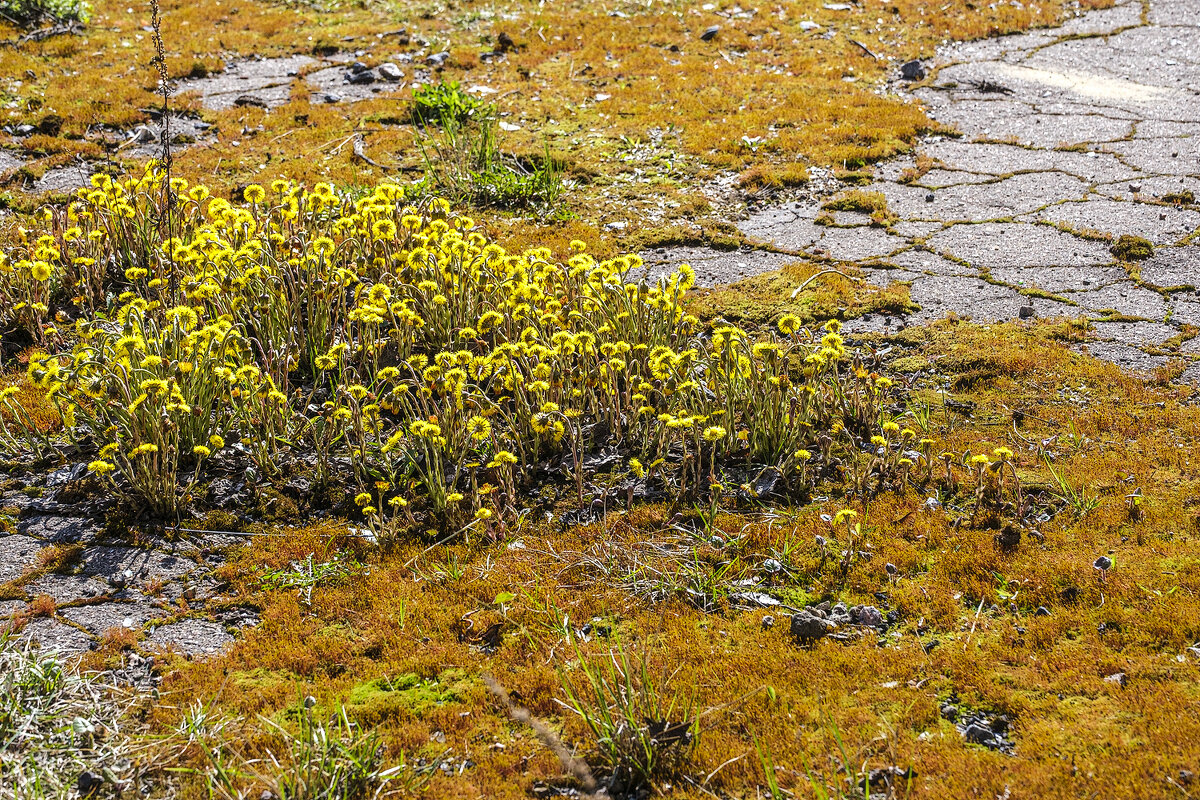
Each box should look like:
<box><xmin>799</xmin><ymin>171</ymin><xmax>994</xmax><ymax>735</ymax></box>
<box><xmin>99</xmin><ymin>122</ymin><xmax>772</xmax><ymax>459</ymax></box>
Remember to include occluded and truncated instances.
<box><xmin>488</xmin><ymin>450</ymin><xmax>518</xmax><ymax>468</ymax></box>
<box><xmin>243</xmin><ymin>184</ymin><xmax>267</xmax><ymax>203</ymax></box>
<box><xmin>446</xmin><ymin>492</ymin><xmax>464</xmax><ymax>503</ymax></box>
<box><xmin>832</xmin><ymin>509</ymin><xmax>858</xmax><ymax>526</ymax></box>
<box><xmin>129</xmin><ymin>443</ymin><xmax>159</xmax><ymax>457</ymax></box>
<box><xmin>88</xmin><ymin>460</ymin><xmax>115</xmax><ymax>475</ymax></box>
<box><xmin>475</xmin><ymin>507</ymin><xmax>493</xmax><ymax>520</ymax></box>
<box><xmin>629</xmin><ymin>458</ymin><xmax>646</xmax><ymax>478</ymax></box>
<box><xmin>467</xmin><ymin>416</ymin><xmax>491</xmax><ymax>442</ymax></box>
<box><xmin>372</xmin><ymin>218</ymin><xmax>398</xmax><ymax>241</ymax></box>
<box><xmin>193</xmin><ymin>445</ymin><xmax>212</xmax><ymax>458</ymax></box>
<box><xmin>703</xmin><ymin>426</ymin><xmax>726</xmax><ymax>442</ymax></box>
<box><xmin>354</xmin><ymin>492</ymin><xmax>372</xmax><ymax>507</ymax></box>
<box><xmin>794</xmin><ymin>449</ymin><xmax>811</xmax><ymax>461</ymax></box>
<box><xmin>209</xmin><ymin>434</ymin><xmax>225</xmax><ymax>449</ymax></box>
<box><xmin>29</xmin><ymin>261</ymin><xmax>52</xmax><ymax>282</ymax></box>
<box><xmin>312</xmin><ymin>236</ymin><xmax>336</xmax><ymax>257</ymax></box>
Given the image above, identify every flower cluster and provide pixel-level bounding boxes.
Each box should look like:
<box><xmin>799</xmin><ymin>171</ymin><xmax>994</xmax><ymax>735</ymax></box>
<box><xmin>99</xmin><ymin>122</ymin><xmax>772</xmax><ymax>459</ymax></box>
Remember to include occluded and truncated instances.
<box><xmin>1</xmin><ymin>166</ymin><xmax>898</xmax><ymax>528</ymax></box>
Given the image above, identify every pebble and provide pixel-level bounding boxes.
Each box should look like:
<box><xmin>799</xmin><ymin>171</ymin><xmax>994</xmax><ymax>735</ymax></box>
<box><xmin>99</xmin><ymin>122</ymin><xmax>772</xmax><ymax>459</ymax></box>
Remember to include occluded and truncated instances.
<box><xmin>77</xmin><ymin>771</ymin><xmax>104</xmax><ymax>796</ymax></box>
<box><xmin>1018</xmin><ymin>305</ymin><xmax>1035</xmax><ymax>319</ymax></box>
<box><xmin>1104</xmin><ymin>672</ymin><xmax>1127</xmax><ymax>687</ymax></box>
<box><xmin>426</xmin><ymin>51</ymin><xmax>450</xmax><ymax>66</ymax></box>
<box><xmin>900</xmin><ymin>59</ymin><xmax>926</xmax><ymax>81</ymax></box>
<box><xmin>790</xmin><ymin>609</ymin><xmax>836</xmax><ymax>643</ymax></box>
<box><xmin>700</xmin><ymin>25</ymin><xmax>720</xmax><ymax>41</ymax></box>
<box><xmin>346</xmin><ymin>69</ymin><xmax>376</xmax><ymax>85</ymax></box>
<box><xmin>377</xmin><ymin>62</ymin><xmax>404</xmax><ymax>81</ymax></box>
<box><xmin>1035</xmin><ymin>606</ymin><xmax>1051</xmax><ymax>616</ymax></box>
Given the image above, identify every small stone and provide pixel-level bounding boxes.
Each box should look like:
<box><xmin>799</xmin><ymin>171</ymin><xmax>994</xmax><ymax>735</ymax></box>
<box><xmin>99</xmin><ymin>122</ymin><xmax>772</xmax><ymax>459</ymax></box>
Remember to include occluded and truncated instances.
<box><xmin>77</xmin><ymin>771</ymin><xmax>104</xmax><ymax>796</ymax></box>
<box><xmin>233</xmin><ymin>94</ymin><xmax>268</xmax><ymax>108</ymax></box>
<box><xmin>1129</xmin><ymin>183</ymin><xmax>1142</xmax><ymax>193</ymax></box>
<box><xmin>130</xmin><ymin>125</ymin><xmax>158</xmax><ymax>144</ymax></box>
<box><xmin>426</xmin><ymin>51</ymin><xmax>450</xmax><ymax>66</ymax></box>
<box><xmin>14</xmin><ymin>124</ymin><xmax>35</xmax><ymax>136</ymax></box>
<box><xmin>346</xmin><ymin>69</ymin><xmax>376</xmax><ymax>85</ymax></box>
<box><xmin>963</xmin><ymin>723</ymin><xmax>994</xmax><ymax>744</ymax></box>
<box><xmin>350</xmin><ymin>60</ymin><xmax>370</xmax><ymax>73</ymax></box>
<box><xmin>925</xmin><ymin>192</ymin><xmax>935</xmax><ymax>202</ymax></box>
<box><xmin>900</xmin><ymin>59</ymin><xmax>926</xmax><ymax>81</ymax></box>
<box><xmin>761</xmin><ymin>614</ymin><xmax>775</xmax><ymax>629</ymax></box>
<box><xmin>1035</xmin><ymin>606</ymin><xmax>1051</xmax><ymax>616</ymax></box>
<box><xmin>324</xmin><ymin>93</ymin><xmax>342</xmax><ymax>103</ymax></box>
<box><xmin>790</xmin><ymin>609</ymin><xmax>836</xmax><ymax>643</ymax></box>
<box><xmin>1179</xmin><ymin>770</ymin><xmax>1194</xmax><ymax>786</ymax></box>
<box><xmin>1104</xmin><ymin>672</ymin><xmax>1127</xmax><ymax>687</ymax></box>
<box><xmin>940</xmin><ymin>703</ymin><xmax>958</xmax><ymax>721</ymax></box>
<box><xmin>1094</xmin><ymin>556</ymin><xmax>1113</xmax><ymax>571</ymax></box>
<box><xmin>855</xmin><ymin>605</ymin><xmax>884</xmax><ymax>629</ymax></box>
<box><xmin>700</xmin><ymin>25</ymin><xmax>720</xmax><ymax>41</ymax></box>
<box><xmin>1018</xmin><ymin>305</ymin><xmax>1035</xmax><ymax>319</ymax></box>
<box><xmin>377</xmin><ymin>62</ymin><xmax>404</xmax><ymax>81</ymax></box>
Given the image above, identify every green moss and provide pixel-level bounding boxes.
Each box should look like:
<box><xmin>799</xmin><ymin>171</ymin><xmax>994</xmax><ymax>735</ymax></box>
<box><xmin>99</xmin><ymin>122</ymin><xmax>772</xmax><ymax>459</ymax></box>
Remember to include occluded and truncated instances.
<box><xmin>770</xmin><ymin>586</ymin><xmax>817</xmax><ymax>607</ymax></box>
<box><xmin>346</xmin><ymin>670</ymin><xmax>472</xmax><ymax>725</ymax></box>
<box><xmin>822</xmin><ymin>190</ymin><xmax>889</xmax><ymax>214</ymax></box>
<box><xmin>230</xmin><ymin>668</ymin><xmax>300</xmax><ymax>694</ymax></box>
<box><xmin>1111</xmin><ymin>234</ymin><xmax>1154</xmax><ymax>261</ymax></box>
<box><xmin>891</xmin><ymin>355</ymin><xmax>932</xmax><ymax>372</ymax></box>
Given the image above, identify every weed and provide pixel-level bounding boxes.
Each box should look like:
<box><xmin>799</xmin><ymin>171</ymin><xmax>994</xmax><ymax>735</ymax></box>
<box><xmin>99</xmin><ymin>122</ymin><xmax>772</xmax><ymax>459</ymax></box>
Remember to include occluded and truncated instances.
<box><xmin>559</xmin><ymin>646</ymin><xmax>699</xmax><ymax>795</ymax></box>
<box><xmin>0</xmin><ymin>634</ymin><xmax>139</xmax><ymax>799</ymax></box>
<box><xmin>410</xmin><ymin>80</ymin><xmax>488</xmax><ymax>128</ymax></box>
<box><xmin>1043</xmin><ymin>454</ymin><xmax>1100</xmax><ymax>519</ymax></box>
<box><xmin>259</xmin><ymin>553</ymin><xmax>362</xmax><ymax>607</ymax></box>
<box><xmin>203</xmin><ymin>706</ymin><xmax>428</xmax><ymax>799</ymax></box>
<box><xmin>413</xmin><ymin>111</ymin><xmax>565</xmax><ymax>213</ymax></box>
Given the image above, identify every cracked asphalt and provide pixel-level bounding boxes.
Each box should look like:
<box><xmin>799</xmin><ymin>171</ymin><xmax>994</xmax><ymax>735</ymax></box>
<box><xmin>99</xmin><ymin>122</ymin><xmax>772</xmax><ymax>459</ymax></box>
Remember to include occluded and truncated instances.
<box><xmin>4</xmin><ymin>0</ymin><xmax>1199</xmax><ymax>659</ymax></box>
<box><xmin>1</xmin><ymin>465</ymin><xmax>252</xmax><ymax>659</ymax></box>
<box><xmin>650</xmin><ymin>0</ymin><xmax>1200</xmax><ymax>378</ymax></box>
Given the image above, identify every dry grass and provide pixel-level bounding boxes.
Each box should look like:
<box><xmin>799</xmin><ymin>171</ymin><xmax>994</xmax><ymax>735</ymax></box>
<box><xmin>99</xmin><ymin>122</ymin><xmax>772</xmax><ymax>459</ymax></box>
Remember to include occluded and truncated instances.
<box><xmin>122</xmin><ymin>319</ymin><xmax>1200</xmax><ymax>799</ymax></box>
<box><xmin>0</xmin><ymin>0</ymin><xmax>1113</xmax><ymax>246</ymax></box>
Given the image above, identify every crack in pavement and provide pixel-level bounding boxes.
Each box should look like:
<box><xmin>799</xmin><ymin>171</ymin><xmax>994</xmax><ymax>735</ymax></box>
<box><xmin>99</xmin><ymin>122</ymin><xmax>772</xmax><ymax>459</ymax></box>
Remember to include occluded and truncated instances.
<box><xmin>650</xmin><ymin>0</ymin><xmax>1200</xmax><ymax>381</ymax></box>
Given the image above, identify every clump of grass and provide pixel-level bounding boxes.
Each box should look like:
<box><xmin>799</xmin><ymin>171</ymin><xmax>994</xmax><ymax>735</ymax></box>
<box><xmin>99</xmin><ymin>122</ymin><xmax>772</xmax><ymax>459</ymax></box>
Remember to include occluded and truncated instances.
<box><xmin>413</xmin><ymin>106</ymin><xmax>565</xmax><ymax>213</ymax></box>
<box><xmin>202</xmin><ymin>705</ymin><xmax>431</xmax><ymax>799</ymax></box>
<box><xmin>1110</xmin><ymin>234</ymin><xmax>1153</xmax><ymax>261</ymax></box>
<box><xmin>559</xmin><ymin>647</ymin><xmax>699</xmax><ymax>795</ymax></box>
<box><xmin>410</xmin><ymin>80</ymin><xmax>489</xmax><ymax>128</ymax></box>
